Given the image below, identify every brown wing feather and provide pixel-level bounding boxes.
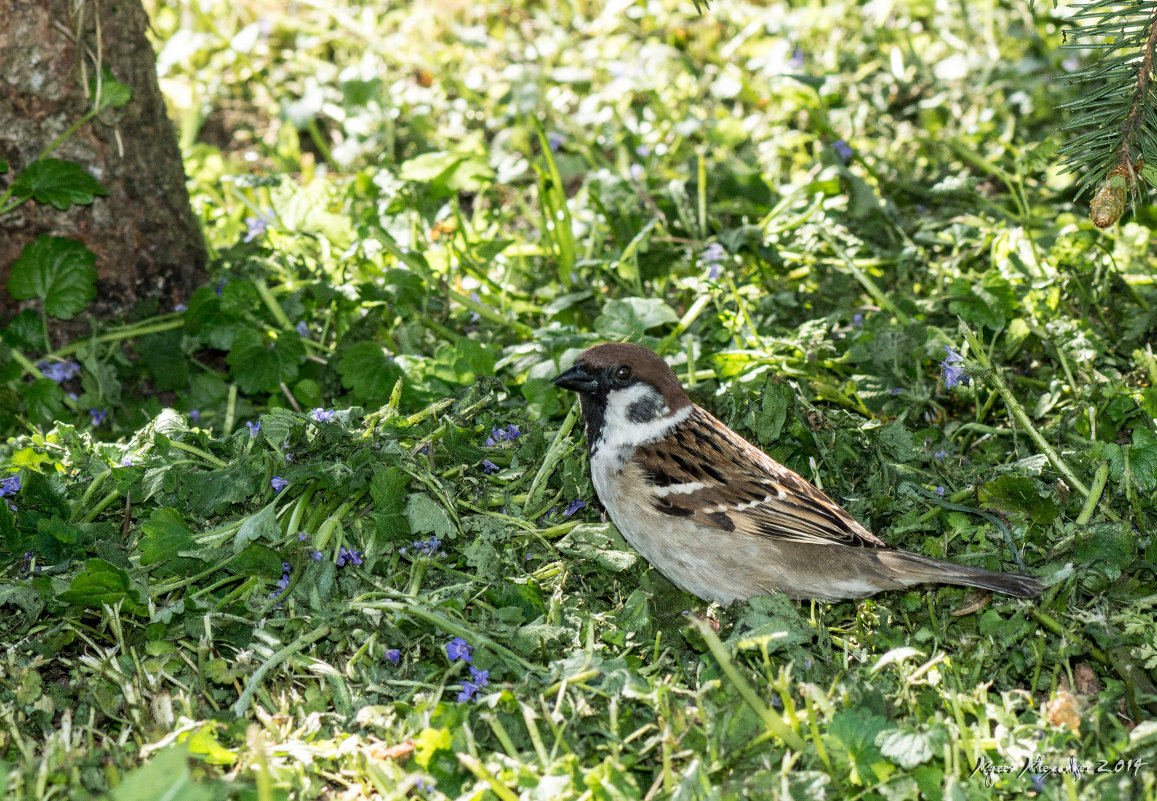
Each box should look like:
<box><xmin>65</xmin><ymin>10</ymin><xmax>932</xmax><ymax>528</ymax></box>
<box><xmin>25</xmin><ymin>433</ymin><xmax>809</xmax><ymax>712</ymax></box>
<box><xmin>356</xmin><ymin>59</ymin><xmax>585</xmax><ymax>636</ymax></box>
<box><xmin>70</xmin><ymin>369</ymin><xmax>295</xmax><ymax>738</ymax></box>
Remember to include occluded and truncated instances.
<box><xmin>633</xmin><ymin>407</ymin><xmax>891</xmax><ymax>549</ymax></box>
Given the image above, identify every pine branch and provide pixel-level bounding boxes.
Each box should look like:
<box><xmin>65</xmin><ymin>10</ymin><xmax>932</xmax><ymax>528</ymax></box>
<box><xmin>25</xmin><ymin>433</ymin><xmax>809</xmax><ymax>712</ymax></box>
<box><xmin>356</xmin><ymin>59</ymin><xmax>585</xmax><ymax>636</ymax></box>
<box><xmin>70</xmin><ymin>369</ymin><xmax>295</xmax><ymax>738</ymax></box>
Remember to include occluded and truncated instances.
<box><xmin>1058</xmin><ymin>0</ymin><xmax>1157</xmax><ymax>227</ymax></box>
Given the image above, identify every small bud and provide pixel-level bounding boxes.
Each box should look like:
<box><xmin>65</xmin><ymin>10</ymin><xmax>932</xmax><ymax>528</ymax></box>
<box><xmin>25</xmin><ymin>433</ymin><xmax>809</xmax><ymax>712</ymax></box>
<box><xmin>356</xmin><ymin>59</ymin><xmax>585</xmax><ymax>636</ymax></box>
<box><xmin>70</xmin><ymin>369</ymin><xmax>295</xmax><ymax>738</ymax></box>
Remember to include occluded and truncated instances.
<box><xmin>1090</xmin><ymin>158</ymin><xmax>1142</xmax><ymax>229</ymax></box>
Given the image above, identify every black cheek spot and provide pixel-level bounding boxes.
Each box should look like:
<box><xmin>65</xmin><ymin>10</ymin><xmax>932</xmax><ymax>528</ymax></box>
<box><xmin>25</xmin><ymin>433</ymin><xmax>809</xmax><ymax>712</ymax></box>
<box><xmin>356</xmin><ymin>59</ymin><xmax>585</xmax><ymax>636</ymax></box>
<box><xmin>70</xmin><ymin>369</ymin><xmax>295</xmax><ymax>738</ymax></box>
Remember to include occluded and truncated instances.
<box><xmin>707</xmin><ymin>511</ymin><xmax>735</xmax><ymax>531</ymax></box>
<box><xmin>626</xmin><ymin>395</ymin><xmax>664</xmax><ymax>423</ymax></box>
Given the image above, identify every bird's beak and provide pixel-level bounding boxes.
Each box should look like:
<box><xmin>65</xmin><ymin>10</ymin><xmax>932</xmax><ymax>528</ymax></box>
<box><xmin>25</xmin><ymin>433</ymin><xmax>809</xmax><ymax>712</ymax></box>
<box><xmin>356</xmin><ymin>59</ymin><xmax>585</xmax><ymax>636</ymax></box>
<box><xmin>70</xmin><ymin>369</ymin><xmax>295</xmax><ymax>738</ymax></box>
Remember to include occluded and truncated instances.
<box><xmin>553</xmin><ymin>363</ymin><xmax>599</xmax><ymax>394</ymax></box>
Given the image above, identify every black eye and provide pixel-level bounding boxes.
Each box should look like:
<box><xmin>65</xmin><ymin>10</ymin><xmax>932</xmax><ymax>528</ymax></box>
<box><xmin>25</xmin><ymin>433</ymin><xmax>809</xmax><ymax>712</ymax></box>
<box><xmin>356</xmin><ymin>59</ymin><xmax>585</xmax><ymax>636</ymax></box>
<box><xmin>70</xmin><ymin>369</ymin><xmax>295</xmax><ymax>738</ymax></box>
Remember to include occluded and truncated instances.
<box><xmin>613</xmin><ymin>365</ymin><xmax>632</xmax><ymax>381</ymax></box>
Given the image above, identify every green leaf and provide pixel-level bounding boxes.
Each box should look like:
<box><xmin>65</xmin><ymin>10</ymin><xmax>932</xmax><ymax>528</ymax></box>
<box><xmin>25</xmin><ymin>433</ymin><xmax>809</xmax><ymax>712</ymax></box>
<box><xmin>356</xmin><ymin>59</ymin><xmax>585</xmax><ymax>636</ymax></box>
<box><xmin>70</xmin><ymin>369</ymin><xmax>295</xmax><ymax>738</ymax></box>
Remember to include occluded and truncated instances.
<box><xmin>137</xmin><ymin>330</ymin><xmax>189</xmax><ymax>391</ymax></box>
<box><xmin>558</xmin><ymin>523</ymin><xmax>638</xmax><ymax>573</ymax></box>
<box><xmin>22</xmin><ymin>378</ymin><xmax>65</xmax><ymax>425</ymax></box>
<box><xmin>404</xmin><ymin>493</ymin><xmax>455</xmax><ymax>539</ymax></box>
<box><xmin>594</xmin><ymin>298</ymin><xmax>678</xmax><ymax>339</ymax></box>
<box><xmin>257</xmin><ymin>407</ymin><xmax>297</xmax><ymax>446</ymax></box>
<box><xmin>109</xmin><ymin>744</ymin><xmax>211</xmax><ymax>801</ymax></box>
<box><xmin>432</xmin><ymin>339</ymin><xmax>496</xmax><ymax>385</ymax></box>
<box><xmin>1073</xmin><ymin>523</ymin><xmax>1136</xmax><ymax>590</ymax></box>
<box><xmin>0</xmin><ymin>502</ymin><xmax>19</xmax><ymax>554</ymax></box>
<box><xmin>372</xmin><ymin>467</ymin><xmax>411</xmax><ymax>539</ymax></box>
<box><xmin>183</xmin><ymin>465</ymin><xmax>257</xmax><ymax>516</ymax></box>
<box><xmin>748</xmin><ymin>381</ymin><xmax>791</xmax><ymax>444</ymax></box>
<box><xmin>232</xmin><ymin>543</ymin><xmax>283</xmax><ymax>577</ymax></box>
<box><xmin>978</xmin><ymin>475</ymin><xmax>1059</xmax><ymax>526</ymax></box>
<box><xmin>877</xmin><ymin>728</ymin><xmax>938</xmax><ymax>768</ymax></box>
<box><xmin>11</xmin><ymin>159</ymin><xmax>108</xmax><ymax>210</ymax></box>
<box><xmin>185</xmin><ymin>724</ymin><xmax>237</xmax><ymax>765</ymax></box>
<box><xmin>399</xmin><ymin>150</ymin><xmax>493</xmax><ymax>196</ymax></box>
<box><xmin>413</xmin><ymin>726</ymin><xmax>453</xmax><ymax>768</ymax></box>
<box><xmin>1110</xmin><ymin>428</ymin><xmax>1157</xmax><ymax>492</ymax></box>
<box><xmin>7</xmin><ymin>235</ymin><xmax>98</xmax><ymax>319</ymax></box>
<box><xmin>877</xmin><ymin>421</ymin><xmax>915</xmax><ymax>463</ymax></box>
<box><xmin>21</xmin><ymin>470</ymin><xmax>70</xmax><ymax>518</ymax></box>
<box><xmin>1</xmin><ymin>309</ymin><xmax>43</xmax><ymax>350</ymax></box>
<box><xmin>56</xmin><ymin>559</ymin><xmax>142</xmax><ymax>610</ymax></box>
<box><xmin>184</xmin><ymin>288</ymin><xmax>244</xmax><ymax>350</ymax></box>
<box><xmin>226</xmin><ymin>328</ymin><xmax>305</xmax><ymax>394</ymax></box>
<box><xmin>947</xmin><ymin>272</ymin><xmax>1017</xmax><ymax>330</ymax></box>
<box><xmin>336</xmin><ymin>341</ymin><xmax>403</xmax><ymax>402</ymax></box>
<box><xmin>92</xmin><ymin>71</ymin><xmax>132</xmax><ymax>109</ymax></box>
<box><xmin>139</xmin><ymin>508</ymin><xmax>196</xmax><ymax>566</ymax></box>
<box><xmin>826</xmin><ymin>710</ymin><xmax>889</xmax><ymax>784</ymax></box>
<box><xmin>232</xmin><ymin>502</ymin><xmax>280</xmax><ymax>554</ymax></box>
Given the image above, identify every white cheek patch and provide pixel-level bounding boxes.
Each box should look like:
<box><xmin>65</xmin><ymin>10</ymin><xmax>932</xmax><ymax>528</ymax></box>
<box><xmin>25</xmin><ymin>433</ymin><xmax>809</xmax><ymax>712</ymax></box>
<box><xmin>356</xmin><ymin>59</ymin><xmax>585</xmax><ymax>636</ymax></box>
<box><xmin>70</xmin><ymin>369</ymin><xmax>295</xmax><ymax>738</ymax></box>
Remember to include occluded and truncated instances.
<box><xmin>593</xmin><ymin>383</ymin><xmax>692</xmax><ymax>464</ymax></box>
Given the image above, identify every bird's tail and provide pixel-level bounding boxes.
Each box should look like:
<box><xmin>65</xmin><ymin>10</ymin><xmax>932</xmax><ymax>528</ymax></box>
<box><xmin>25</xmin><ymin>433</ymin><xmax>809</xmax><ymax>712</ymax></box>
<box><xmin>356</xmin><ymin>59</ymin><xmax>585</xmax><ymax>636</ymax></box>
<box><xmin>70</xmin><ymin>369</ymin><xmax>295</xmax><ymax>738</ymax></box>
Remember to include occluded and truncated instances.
<box><xmin>881</xmin><ymin>550</ymin><xmax>1044</xmax><ymax>598</ymax></box>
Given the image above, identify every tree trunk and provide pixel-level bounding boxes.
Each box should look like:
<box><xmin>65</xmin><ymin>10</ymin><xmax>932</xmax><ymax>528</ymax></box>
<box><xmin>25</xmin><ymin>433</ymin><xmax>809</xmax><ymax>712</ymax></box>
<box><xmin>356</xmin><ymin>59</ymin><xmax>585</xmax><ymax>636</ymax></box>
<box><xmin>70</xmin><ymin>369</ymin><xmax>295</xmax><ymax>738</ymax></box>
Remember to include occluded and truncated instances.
<box><xmin>0</xmin><ymin>0</ymin><xmax>206</xmax><ymax>330</ymax></box>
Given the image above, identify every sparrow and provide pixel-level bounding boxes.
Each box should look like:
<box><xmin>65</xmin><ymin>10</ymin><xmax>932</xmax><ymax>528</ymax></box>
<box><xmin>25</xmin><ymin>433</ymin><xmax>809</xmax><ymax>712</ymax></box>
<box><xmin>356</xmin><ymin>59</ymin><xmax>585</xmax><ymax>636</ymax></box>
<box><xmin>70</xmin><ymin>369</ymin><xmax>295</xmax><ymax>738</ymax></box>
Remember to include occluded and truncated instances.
<box><xmin>552</xmin><ymin>342</ymin><xmax>1043</xmax><ymax>603</ymax></box>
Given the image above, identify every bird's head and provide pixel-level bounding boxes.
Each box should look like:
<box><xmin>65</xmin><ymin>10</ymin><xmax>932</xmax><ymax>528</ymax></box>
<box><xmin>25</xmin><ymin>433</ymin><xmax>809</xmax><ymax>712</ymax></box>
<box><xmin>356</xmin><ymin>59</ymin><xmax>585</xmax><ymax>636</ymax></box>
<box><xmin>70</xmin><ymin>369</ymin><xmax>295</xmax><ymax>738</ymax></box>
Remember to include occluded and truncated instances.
<box><xmin>553</xmin><ymin>343</ymin><xmax>691</xmax><ymax>453</ymax></box>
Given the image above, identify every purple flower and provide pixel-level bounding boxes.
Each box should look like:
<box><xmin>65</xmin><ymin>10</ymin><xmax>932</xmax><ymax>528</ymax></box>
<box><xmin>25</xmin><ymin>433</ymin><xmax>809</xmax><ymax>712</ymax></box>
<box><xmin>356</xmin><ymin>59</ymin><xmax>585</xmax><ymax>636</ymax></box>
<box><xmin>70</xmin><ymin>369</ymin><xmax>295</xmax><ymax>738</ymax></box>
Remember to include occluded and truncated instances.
<box><xmin>271</xmin><ymin>476</ymin><xmax>288</xmax><ymax>492</ymax></box>
<box><xmin>482</xmin><ymin>459</ymin><xmax>499</xmax><ymax>474</ymax></box>
<box><xmin>384</xmin><ymin>648</ymin><xmax>401</xmax><ymax>664</ymax></box>
<box><xmin>789</xmin><ymin>46</ymin><xmax>805</xmax><ymax>69</ymax></box>
<box><xmin>445</xmin><ymin>637</ymin><xmax>472</xmax><ymax>663</ymax></box>
<box><xmin>189</xmin><ymin>409</ymin><xmax>201</xmax><ymax>423</ymax></box>
<box><xmin>888</xmin><ymin>388</ymin><xmax>904</xmax><ymax>396</ymax></box>
<box><xmin>295</xmin><ymin>321</ymin><xmax>309</xmax><ymax>337</ymax></box>
<box><xmin>1030</xmin><ymin>774</ymin><xmax>1045</xmax><ymax>792</ymax></box>
<box><xmin>636</xmin><ymin>144</ymin><xmax>651</xmax><ymax>158</ymax></box>
<box><xmin>933</xmin><ymin>450</ymin><xmax>947</xmax><ymax>460</ymax></box>
<box><xmin>547</xmin><ymin>131</ymin><xmax>564</xmax><ymax>152</ymax></box>
<box><xmin>852</xmin><ymin>313</ymin><xmax>863</xmax><ymax>328</ymax></box>
<box><xmin>563</xmin><ymin>499</ymin><xmax>587</xmax><ymax>517</ymax></box>
<box><xmin>175</xmin><ymin>302</ymin><xmax>188</xmax><ymax>313</ymax></box>
<box><xmin>120</xmin><ymin>456</ymin><xmax>134</xmax><ymax>467</ymax></box>
<box><xmin>702</xmin><ymin>242</ymin><xmax>726</xmax><ymax>276</ymax></box>
<box><xmin>216</xmin><ymin>279</ymin><xmax>227</xmax><ymax>296</ymax></box>
<box><xmin>412</xmin><ymin>535</ymin><xmax>441</xmax><ymax>556</ymax></box>
<box><xmin>940</xmin><ymin>345</ymin><xmax>971</xmax><ymax>389</ymax></box>
<box><xmin>833</xmin><ymin>139</ymin><xmax>853</xmax><ymax>164</ymax></box>
<box><xmin>270</xmin><ymin>562</ymin><xmax>291</xmax><ymax>598</ymax></box>
<box><xmin>37</xmin><ymin>360</ymin><xmax>81</xmax><ymax>383</ymax></box>
<box><xmin>943</xmin><ymin>345</ymin><xmax>965</xmax><ymax>363</ymax></box>
<box><xmin>457</xmin><ymin>681</ymin><xmax>480</xmax><ymax>702</ymax></box>
<box><xmin>935</xmin><ymin>486</ymin><xmax>945</xmax><ymax>496</ymax></box>
<box><xmin>312</xmin><ymin>408</ymin><xmax>335</xmax><ymax>423</ymax></box>
<box><xmin>310</xmin><ymin>550</ymin><xmax>322</xmax><ymax>561</ymax></box>
<box><xmin>244</xmin><ymin>215</ymin><xmax>270</xmax><ymax>243</ymax></box>
<box><xmin>298</xmin><ymin>532</ymin><xmax>307</xmax><ymax>541</ymax></box>
<box><xmin>89</xmin><ymin>408</ymin><xmax>108</xmax><ymax>426</ymax></box>
<box><xmin>0</xmin><ymin>475</ymin><xmax>22</xmax><ymax>497</ymax></box>
<box><xmin>247</xmin><ymin>420</ymin><xmax>261</xmax><ymax>437</ymax></box>
<box><xmin>484</xmin><ymin>424</ymin><xmax>519</xmax><ymax>446</ymax></box>
<box><xmin>336</xmin><ymin>546</ymin><xmax>363</xmax><ymax>567</ymax></box>
<box><xmin>629</xmin><ymin>163</ymin><xmax>644</xmax><ymax>182</ymax></box>
<box><xmin>469</xmin><ymin>666</ymin><xmax>489</xmax><ymax>687</ymax></box>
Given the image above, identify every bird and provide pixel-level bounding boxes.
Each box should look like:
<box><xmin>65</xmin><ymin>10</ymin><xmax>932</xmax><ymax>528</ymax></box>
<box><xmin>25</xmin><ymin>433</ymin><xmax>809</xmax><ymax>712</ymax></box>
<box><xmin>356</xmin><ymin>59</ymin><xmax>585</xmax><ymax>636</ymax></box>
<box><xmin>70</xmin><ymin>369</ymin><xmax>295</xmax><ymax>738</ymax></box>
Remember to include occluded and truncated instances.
<box><xmin>552</xmin><ymin>342</ymin><xmax>1044</xmax><ymax>603</ymax></box>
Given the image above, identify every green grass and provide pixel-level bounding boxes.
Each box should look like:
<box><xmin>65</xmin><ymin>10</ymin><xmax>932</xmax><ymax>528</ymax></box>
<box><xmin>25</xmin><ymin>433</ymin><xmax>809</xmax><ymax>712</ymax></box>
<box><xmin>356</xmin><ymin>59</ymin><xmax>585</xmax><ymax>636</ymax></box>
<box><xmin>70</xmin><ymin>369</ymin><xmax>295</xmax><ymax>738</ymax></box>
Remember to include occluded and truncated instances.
<box><xmin>1</xmin><ymin>0</ymin><xmax>1156</xmax><ymax>799</ymax></box>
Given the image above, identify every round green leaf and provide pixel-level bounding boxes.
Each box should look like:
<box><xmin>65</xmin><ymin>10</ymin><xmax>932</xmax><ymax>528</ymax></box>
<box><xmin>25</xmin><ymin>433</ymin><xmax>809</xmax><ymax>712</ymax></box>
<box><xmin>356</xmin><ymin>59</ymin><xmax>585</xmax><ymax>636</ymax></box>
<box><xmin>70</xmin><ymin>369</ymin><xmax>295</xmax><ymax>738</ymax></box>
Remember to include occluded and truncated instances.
<box><xmin>7</xmin><ymin>235</ymin><xmax>98</xmax><ymax>319</ymax></box>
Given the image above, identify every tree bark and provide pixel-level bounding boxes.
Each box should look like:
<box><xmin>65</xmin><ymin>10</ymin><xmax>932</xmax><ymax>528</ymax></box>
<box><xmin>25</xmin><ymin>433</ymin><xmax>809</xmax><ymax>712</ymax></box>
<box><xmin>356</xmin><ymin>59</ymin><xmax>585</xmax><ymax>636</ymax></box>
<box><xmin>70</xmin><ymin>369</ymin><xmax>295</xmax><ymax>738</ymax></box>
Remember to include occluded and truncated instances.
<box><xmin>0</xmin><ymin>0</ymin><xmax>206</xmax><ymax>329</ymax></box>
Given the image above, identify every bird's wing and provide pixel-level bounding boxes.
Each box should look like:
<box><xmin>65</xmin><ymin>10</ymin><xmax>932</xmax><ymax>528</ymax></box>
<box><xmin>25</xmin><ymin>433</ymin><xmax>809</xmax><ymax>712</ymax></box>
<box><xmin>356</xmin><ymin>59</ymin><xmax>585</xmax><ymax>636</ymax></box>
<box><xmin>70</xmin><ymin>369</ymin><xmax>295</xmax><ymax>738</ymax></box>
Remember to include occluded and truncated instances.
<box><xmin>632</xmin><ymin>407</ymin><xmax>892</xmax><ymax>549</ymax></box>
